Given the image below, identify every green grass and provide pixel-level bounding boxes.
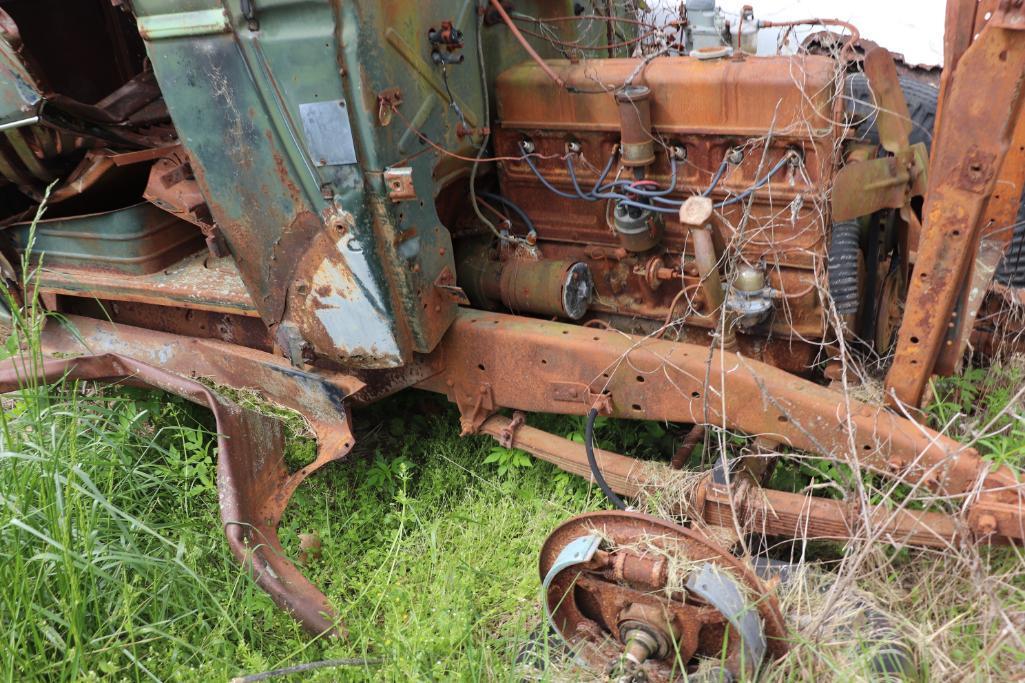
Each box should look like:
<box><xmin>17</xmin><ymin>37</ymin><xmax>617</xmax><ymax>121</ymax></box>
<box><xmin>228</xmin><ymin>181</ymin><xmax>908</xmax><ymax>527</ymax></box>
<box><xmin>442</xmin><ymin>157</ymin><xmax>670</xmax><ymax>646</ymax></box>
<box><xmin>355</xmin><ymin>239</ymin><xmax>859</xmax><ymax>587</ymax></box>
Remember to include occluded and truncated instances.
<box><xmin>4</xmin><ymin>370</ymin><xmax>1025</xmax><ymax>681</ymax></box>
<box><xmin>2</xmin><ymin>205</ymin><xmax>1024</xmax><ymax>680</ymax></box>
<box><xmin>0</xmin><ymin>374</ymin><xmax>615</xmax><ymax>681</ymax></box>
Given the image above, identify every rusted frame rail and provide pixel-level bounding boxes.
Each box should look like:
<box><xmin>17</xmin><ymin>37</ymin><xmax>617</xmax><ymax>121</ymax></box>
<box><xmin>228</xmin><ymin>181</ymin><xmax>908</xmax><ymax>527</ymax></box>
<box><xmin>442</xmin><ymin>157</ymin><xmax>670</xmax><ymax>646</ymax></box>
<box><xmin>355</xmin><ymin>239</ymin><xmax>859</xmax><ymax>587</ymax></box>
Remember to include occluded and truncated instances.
<box><xmin>417</xmin><ymin>309</ymin><xmax>1024</xmax><ymax>542</ymax></box>
<box><xmin>886</xmin><ymin>1</ymin><xmax>1025</xmax><ymax>406</ymax></box>
<box><xmin>481</xmin><ymin>414</ymin><xmax>968</xmax><ymax>548</ymax></box>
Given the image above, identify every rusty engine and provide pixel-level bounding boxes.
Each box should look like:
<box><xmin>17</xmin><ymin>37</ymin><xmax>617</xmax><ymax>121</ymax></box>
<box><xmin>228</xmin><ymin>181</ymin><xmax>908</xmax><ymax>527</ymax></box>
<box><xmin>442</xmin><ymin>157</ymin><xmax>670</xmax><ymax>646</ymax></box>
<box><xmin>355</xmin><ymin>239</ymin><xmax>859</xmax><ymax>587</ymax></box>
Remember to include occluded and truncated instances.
<box><xmin>453</xmin><ymin>55</ymin><xmax>841</xmax><ymax>374</ymax></box>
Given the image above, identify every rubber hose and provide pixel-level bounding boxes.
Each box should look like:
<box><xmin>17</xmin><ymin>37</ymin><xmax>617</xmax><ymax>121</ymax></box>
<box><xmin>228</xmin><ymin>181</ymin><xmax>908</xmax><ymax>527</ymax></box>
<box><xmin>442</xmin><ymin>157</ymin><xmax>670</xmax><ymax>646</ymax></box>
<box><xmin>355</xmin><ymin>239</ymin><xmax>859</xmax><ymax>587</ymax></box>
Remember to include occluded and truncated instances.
<box><xmin>828</xmin><ymin>220</ymin><xmax>861</xmax><ymax>315</ymax></box>
<box><xmin>752</xmin><ymin>559</ymin><xmax>915</xmax><ymax>681</ymax></box>
<box><xmin>585</xmin><ymin>408</ymin><xmax>627</xmax><ymax>510</ymax></box>
<box><xmin>995</xmin><ymin>198</ymin><xmax>1025</xmax><ymax>287</ymax></box>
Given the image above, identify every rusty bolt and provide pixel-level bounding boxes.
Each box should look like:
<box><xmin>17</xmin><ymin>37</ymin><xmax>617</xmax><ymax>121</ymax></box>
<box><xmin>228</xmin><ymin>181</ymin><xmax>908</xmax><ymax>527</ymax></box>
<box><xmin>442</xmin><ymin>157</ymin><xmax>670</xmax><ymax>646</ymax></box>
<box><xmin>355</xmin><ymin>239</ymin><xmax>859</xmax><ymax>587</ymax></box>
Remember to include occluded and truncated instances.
<box><xmin>887</xmin><ymin>457</ymin><xmax>906</xmax><ymax>473</ymax></box>
<box><xmin>976</xmin><ymin>514</ymin><xmax>998</xmax><ymax>535</ymax></box>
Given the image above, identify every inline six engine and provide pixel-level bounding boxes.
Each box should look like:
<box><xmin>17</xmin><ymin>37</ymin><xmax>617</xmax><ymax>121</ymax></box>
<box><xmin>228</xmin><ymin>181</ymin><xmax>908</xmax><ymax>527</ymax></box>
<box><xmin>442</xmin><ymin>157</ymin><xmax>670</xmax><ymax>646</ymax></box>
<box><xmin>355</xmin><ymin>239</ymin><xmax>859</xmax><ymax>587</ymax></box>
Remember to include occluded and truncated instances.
<box><xmin>456</xmin><ymin>54</ymin><xmax>844</xmax><ymax>374</ymax></box>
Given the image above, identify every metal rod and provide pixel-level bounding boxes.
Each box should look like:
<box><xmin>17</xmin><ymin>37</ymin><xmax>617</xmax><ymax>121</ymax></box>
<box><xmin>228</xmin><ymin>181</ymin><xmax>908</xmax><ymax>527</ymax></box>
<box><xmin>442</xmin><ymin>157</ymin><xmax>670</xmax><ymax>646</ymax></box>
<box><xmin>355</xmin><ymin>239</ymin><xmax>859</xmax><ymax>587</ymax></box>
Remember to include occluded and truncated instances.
<box><xmin>0</xmin><ymin>116</ymin><xmax>39</xmax><ymax>132</ymax></box>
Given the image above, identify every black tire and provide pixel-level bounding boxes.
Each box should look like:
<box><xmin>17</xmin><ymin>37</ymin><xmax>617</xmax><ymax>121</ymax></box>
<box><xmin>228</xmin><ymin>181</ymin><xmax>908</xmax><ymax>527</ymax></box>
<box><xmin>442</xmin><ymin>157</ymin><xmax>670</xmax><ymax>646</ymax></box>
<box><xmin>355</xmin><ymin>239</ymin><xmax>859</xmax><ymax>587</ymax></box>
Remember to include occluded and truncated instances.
<box><xmin>995</xmin><ymin>202</ymin><xmax>1025</xmax><ymax>286</ymax></box>
<box><xmin>846</xmin><ymin>73</ymin><xmax>1025</xmax><ymax>286</ymax></box>
<box><xmin>845</xmin><ymin>73</ymin><xmax>938</xmax><ymax>152</ymax></box>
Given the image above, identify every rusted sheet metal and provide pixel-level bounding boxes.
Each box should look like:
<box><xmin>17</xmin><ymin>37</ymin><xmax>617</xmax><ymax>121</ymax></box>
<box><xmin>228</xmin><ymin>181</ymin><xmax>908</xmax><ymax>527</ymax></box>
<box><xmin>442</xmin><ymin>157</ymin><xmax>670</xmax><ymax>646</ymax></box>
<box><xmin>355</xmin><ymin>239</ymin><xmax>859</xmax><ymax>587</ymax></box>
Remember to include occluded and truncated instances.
<box><xmin>33</xmin><ymin>252</ymin><xmax>259</xmax><ymax>317</ymax></box>
<box><xmin>422</xmin><ymin>310</ymin><xmax>1024</xmax><ymax>539</ymax></box>
<box><xmin>8</xmin><ymin>202</ymin><xmax>203</xmax><ymax>276</ymax></box>
<box><xmin>143</xmin><ymin>146</ymin><xmax>218</xmax><ymax>237</ymax></box>
<box><xmin>935</xmin><ymin>0</ymin><xmax>996</xmax><ymax>122</ymax></box>
<box><xmin>981</xmin><ymin>111</ymin><xmax>1025</xmax><ymax>245</ymax></box>
<box><xmin>540</xmin><ymin>511</ymin><xmax>787</xmax><ymax>680</ymax></box>
<box><xmin>886</xmin><ymin>8</ymin><xmax>1025</xmax><ymax>408</ymax></box>
<box><xmin>972</xmin><ymin>0</ymin><xmax>1025</xmax><ymax>245</ymax></box>
<box><xmin>0</xmin><ymin>352</ymin><xmax>354</xmax><ymax>636</ymax></box>
<box><xmin>0</xmin><ymin>8</ymin><xmax>42</xmax><ymax>124</ymax></box>
<box><xmin>481</xmin><ymin>415</ymin><xmax>977</xmax><ymax>548</ymax></box>
<box><xmin>133</xmin><ymin>0</ymin><xmax>413</xmax><ymax>368</ymax></box>
<box><xmin>933</xmin><ymin>239</ymin><xmax>1005</xmax><ymax>374</ymax></box>
<box><xmin>801</xmin><ymin>31</ymin><xmax>942</xmax><ymax>84</ymax></box>
<box><xmin>39</xmin><ymin>315</ymin><xmax>363</xmax><ymax>456</ymax></box>
<box><xmin>59</xmin><ymin>299</ymin><xmax>274</xmax><ymax>352</ymax></box>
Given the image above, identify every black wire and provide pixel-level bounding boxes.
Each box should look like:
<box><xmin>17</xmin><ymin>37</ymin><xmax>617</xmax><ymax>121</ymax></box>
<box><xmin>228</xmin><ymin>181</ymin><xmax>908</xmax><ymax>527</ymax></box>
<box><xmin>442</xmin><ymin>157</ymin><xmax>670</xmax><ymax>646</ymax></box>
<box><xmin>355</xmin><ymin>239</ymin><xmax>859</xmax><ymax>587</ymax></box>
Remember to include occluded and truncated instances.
<box><xmin>585</xmin><ymin>408</ymin><xmax>627</xmax><ymax>510</ymax></box>
<box><xmin>565</xmin><ymin>155</ymin><xmax>683</xmax><ymax>214</ymax></box>
<box><xmin>521</xmin><ymin>147</ymin><xmax>580</xmax><ymax>199</ymax></box>
<box><xmin>701</xmin><ymin>158</ymin><xmax>730</xmax><ymax>197</ymax></box>
<box><xmin>477</xmin><ymin>191</ymin><xmax>537</xmax><ymax>238</ymax></box>
<box><xmin>599</xmin><ymin>155</ymin><xmax>679</xmax><ymax>197</ymax></box>
<box><xmin>715</xmin><ymin>155</ymin><xmax>791</xmax><ymax>208</ymax></box>
<box><xmin>440</xmin><ymin>64</ymin><xmax>468</xmax><ymax>129</ymax></box>
<box><xmin>567</xmin><ymin>153</ymin><xmax>598</xmax><ymax>200</ymax></box>
<box><xmin>521</xmin><ymin>142</ymin><xmax>793</xmax><ymax>216</ymax></box>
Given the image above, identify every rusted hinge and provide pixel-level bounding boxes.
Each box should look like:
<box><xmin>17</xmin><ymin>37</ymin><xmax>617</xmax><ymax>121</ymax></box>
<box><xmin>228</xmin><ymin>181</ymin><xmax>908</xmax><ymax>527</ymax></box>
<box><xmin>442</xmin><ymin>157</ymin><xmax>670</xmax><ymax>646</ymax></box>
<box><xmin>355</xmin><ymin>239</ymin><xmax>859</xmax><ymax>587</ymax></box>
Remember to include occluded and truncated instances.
<box><xmin>434</xmin><ymin>267</ymin><xmax>470</xmax><ymax>305</ymax></box>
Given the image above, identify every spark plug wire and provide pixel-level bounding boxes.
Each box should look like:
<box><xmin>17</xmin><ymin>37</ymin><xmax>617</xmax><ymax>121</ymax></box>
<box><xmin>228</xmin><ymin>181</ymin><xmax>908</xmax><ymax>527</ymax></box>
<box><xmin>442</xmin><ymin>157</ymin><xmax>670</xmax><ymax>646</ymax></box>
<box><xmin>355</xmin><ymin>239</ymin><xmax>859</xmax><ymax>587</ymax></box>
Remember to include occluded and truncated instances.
<box><xmin>521</xmin><ymin>143</ymin><xmax>797</xmax><ymax>215</ymax></box>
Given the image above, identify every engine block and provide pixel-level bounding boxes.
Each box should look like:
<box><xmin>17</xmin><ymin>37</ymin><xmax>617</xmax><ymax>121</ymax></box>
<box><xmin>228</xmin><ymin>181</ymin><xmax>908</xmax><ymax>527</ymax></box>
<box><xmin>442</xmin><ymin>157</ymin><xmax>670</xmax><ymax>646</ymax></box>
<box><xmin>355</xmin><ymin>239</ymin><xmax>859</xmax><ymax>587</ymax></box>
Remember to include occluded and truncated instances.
<box><xmin>487</xmin><ymin>55</ymin><xmax>843</xmax><ymax>371</ymax></box>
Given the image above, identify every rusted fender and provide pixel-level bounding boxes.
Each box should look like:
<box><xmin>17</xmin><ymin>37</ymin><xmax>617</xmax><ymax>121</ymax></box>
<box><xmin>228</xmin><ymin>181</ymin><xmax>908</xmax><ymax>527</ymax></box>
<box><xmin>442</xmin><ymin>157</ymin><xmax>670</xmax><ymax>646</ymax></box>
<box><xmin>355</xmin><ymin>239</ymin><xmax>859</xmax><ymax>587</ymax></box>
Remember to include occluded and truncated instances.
<box><xmin>1</xmin><ymin>344</ymin><xmax>357</xmax><ymax>636</ymax></box>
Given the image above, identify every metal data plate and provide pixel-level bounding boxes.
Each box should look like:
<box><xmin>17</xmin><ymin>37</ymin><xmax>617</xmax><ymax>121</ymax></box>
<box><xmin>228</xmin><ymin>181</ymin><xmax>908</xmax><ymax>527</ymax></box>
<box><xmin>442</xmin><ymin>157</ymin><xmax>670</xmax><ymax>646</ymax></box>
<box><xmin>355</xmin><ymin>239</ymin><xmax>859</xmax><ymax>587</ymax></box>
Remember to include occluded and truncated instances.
<box><xmin>299</xmin><ymin>99</ymin><xmax>357</xmax><ymax>166</ymax></box>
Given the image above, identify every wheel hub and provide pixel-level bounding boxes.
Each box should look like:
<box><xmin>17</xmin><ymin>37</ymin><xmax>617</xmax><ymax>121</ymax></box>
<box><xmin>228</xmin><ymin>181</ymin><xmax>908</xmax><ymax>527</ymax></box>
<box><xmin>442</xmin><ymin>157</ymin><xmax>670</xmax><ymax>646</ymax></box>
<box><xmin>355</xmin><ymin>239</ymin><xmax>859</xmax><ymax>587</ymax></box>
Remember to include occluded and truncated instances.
<box><xmin>539</xmin><ymin>511</ymin><xmax>787</xmax><ymax>681</ymax></box>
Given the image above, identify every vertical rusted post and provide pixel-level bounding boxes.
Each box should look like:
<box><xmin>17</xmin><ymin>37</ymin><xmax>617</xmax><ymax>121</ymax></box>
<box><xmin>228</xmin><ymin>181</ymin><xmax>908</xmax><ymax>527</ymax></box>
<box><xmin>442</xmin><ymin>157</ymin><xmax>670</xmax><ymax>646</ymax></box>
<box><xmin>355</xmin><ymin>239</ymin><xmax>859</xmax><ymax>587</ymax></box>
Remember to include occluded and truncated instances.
<box><xmin>885</xmin><ymin>4</ymin><xmax>1025</xmax><ymax>407</ymax></box>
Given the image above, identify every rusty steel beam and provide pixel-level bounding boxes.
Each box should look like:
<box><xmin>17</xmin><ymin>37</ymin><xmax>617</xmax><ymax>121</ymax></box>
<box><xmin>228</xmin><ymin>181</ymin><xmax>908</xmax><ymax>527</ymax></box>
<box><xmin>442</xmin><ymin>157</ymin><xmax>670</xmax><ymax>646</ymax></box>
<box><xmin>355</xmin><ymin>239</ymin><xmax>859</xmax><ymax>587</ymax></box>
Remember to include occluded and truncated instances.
<box><xmin>886</xmin><ymin>5</ymin><xmax>1025</xmax><ymax>407</ymax></box>
<box><xmin>0</xmin><ymin>353</ymin><xmax>353</xmax><ymax>636</ymax></box>
<box><xmin>24</xmin><ymin>316</ymin><xmax>371</xmax><ymax>635</ymax></box>
<box><xmin>933</xmin><ymin>239</ymin><xmax>1005</xmax><ymax>374</ymax></box>
<box><xmin>481</xmin><ymin>414</ymin><xmax>973</xmax><ymax>548</ymax></box>
<box><xmin>420</xmin><ymin>309</ymin><xmax>1024</xmax><ymax>540</ymax></box>
<box><xmin>34</xmin><ymin>252</ymin><xmax>260</xmax><ymax>317</ymax></box>
<box><xmin>38</xmin><ymin>314</ymin><xmax>362</xmax><ymax>455</ymax></box>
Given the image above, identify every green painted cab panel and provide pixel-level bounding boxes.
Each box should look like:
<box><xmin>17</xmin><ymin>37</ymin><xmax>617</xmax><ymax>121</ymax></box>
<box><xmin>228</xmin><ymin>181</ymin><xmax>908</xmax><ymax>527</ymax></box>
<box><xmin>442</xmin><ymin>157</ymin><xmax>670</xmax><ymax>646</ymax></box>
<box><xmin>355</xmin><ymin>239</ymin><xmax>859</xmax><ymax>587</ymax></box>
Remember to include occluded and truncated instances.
<box><xmin>133</xmin><ymin>0</ymin><xmax>570</xmax><ymax>368</ymax></box>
